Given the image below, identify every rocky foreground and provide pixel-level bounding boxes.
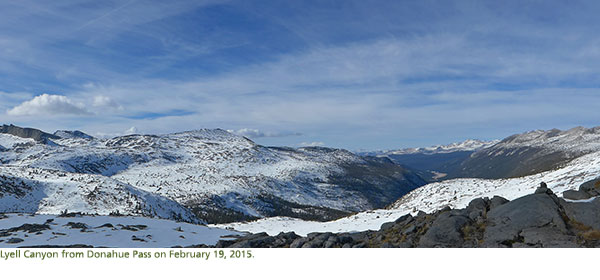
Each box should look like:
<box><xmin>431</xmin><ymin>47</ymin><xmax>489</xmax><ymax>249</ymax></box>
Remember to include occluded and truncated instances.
<box><xmin>218</xmin><ymin>180</ymin><xmax>600</xmax><ymax>248</ymax></box>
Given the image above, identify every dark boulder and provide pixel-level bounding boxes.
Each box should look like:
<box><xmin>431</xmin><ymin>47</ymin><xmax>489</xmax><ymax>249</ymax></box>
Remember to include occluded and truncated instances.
<box><xmin>418</xmin><ymin>211</ymin><xmax>469</xmax><ymax>247</ymax></box>
<box><xmin>579</xmin><ymin>178</ymin><xmax>600</xmax><ymax>197</ymax></box>
<box><xmin>483</xmin><ymin>193</ymin><xmax>568</xmax><ymax>247</ymax></box>
<box><xmin>489</xmin><ymin>196</ymin><xmax>509</xmax><ymax>209</ymax></box>
<box><xmin>6</xmin><ymin>238</ymin><xmax>24</xmax><ymax>244</ymax></box>
<box><xmin>466</xmin><ymin>197</ymin><xmax>488</xmax><ymax>220</ymax></box>
<box><xmin>227</xmin><ymin>232</ymin><xmax>276</xmax><ymax>248</ymax></box>
<box><xmin>290</xmin><ymin>237</ymin><xmax>308</xmax><ymax>248</ymax></box>
<box><xmin>562</xmin><ymin>190</ymin><xmax>591</xmax><ymax>201</ymax></box>
<box><xmin>560</xmin><ymin>198</ymin><xmax>600</xmax><ymax>230</ymax></box>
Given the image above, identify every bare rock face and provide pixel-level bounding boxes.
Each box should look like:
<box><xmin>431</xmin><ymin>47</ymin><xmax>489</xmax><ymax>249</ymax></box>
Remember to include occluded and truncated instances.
<box><xmin>483</xmin><ymin>193</ymin><xmax>574</xmax><ymax>247</ymax></box>
<box><xmin>562</xmin><ymin>178</ymin><xmax>599</xmax><ymax>200</ymax></box>
<box><xmin>560</xmin><ymin>198</ymin><xmax>600</xmax><ymax>230</ymax></box>
<box><xmin>0</xmin><ymin>124</ymin><xmax>60</xmax><ymax>143</ymax></box>
<box><xmin>418</xmin><ymin>211</ymin><xmax>469</xmax><ymax>247</ymax></box>
<box><xmin>563</xmin><ymin>190</ymin><xmax>591</xmax><ymax>200</ymax></box>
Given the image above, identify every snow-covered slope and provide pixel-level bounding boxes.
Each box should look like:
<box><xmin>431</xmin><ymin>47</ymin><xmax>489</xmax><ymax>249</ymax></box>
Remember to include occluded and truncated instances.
<box><xmin>390</xmin><ymin>150</ymin><xmax>600</xmax><ymax>213</ymax></box>
<box><xmin>0</xmin><ymin>166</ymin><xmax>200</xmax><ymax>223</ymax></box>
<box><xmin>0</xmin><ymin>127</ymin><xmax>425</xmax><ymax>224</ymax></box>
<box><xmin>456</xmin><ymin>126</ymin><xmax>600</xmax><ymax>178</ymax></box>
<box><xmin>0</xmin><ymin>214</ymin><xmax>238</xmax><ymax>248</ymax></box>
<box><xmin>0</xmin><ymin>134</ymin><xmax>35</xmax><ymax>151</ymax></box>
<box><xmin>217</xmin><ymin>150</ymin><xmax>600</xmax><ymax>236</ymax></box>
<box><xmin>493</xmin><ymin>126</ymin><xmax>600</xmax><ymax>153</ymax></box>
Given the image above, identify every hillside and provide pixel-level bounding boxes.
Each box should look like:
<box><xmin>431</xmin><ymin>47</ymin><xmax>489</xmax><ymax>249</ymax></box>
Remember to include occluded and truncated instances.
<box><xmin>455</xmin><ymin>126</ymin><xmax>600</xmax><ymax>179</ymax></box>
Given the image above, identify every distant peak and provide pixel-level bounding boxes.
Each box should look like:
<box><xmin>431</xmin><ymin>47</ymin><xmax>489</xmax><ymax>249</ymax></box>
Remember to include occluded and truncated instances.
<box><xmin>385</xmin><ymin>139</ymin><xmax>500</xmax><ymax>155</ymax></box>
<box><xmin>54</xmin><ymin>130</ymin><xmax>94</xmax><ymax>140</ymax></box>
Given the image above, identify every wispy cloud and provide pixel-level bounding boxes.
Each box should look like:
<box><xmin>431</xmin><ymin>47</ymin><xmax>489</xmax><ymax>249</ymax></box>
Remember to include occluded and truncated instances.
<box><xmin>227</xmin><ymin>128</ymin><xmax>302</xmax><ymax>138</ymax></box>
<box><xmin>299</xmin><ymin>141</ymin><xmax>324</xmax><ymax>147</ymax></box>
<box><xmin>1</xmin><ymin>1</ymin><xmax>600</xmax><ymax>149</ymax></box>
<box><xmin>93</xmin><ymin>95</ymin><xmax>123</xmax><ymax>110</ymax></box>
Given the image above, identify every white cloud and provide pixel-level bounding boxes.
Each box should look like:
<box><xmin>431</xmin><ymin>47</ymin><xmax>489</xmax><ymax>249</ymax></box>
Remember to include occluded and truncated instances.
<box><xmin>124</xmin><ymin>126</ymin><xmax>138</xmax><ymax>135</ymax></box>
<box><xmin>6</xmin><ymin>94</ymin><xmax>90</xmax><ymax>116</ymax></box>
<box><xmin>227</xmin><ymin>128</ymin><xmax>302</xmax><ymax>138</ymax></box>
<box><xmin>299</xmin><ymin>141</ymin><xmax>325</xmax><ymax>147</ymax></box>
<box><xmin>93</xmin><ymin>95</ymin><xmax>123</xmax><ymax>110</ymax></box>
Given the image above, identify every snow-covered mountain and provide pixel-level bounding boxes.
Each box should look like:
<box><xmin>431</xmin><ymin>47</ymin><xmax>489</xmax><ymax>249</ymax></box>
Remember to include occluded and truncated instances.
<box><xmin>0</xmin><ymin>125</ymin><xmax>425</xmax><ymax>224</ymax></box>
<box><xmin>456</xmin><ymin>126</ymin><xmax>600</xmax><ymax>179</ymax></box>
<box><xmin>365</xmin><ymin>139</ymin><xmax>499</xmax><ymax>156</ymax></box>
<box><xmin>363</xmin><ymin>127</ymin><xmax>600</xmax><ymax>181</ymax></box>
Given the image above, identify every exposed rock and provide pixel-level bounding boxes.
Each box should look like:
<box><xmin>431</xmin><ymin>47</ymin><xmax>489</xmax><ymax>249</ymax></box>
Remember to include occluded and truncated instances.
<box><xmin>483</xmin><ymin>193</ymin><xmax>567</xmax><ymax>247</ymax></box>
<box><xmin>6</xmin><ymin>238</ymin><xmax>24</xmax><ymax>244</ymax></box>
<box><xmin>489</xmin><ymin>196</ymin><xmax>509</xmax><ymax>209</ymax></box>
<box><xmin>560</xmin><ymin>198</ymin><xmax>600</xmax><ymax>230</ymax></box>
<box><xmin>418</xmin><ymin>211</ymin><xmax>469</xmax><ymax>247</ymax></box>
<box><xmin>227</xmin><ymin>232</ymin><xmax>276</xmax><ymax>248</ymax></box>
<box><xmin>380</xmin><ymin>221</ymin><xmax>395</xmax><ymax>231</ymax></box>
<box><xmin>65</xmin><ymin>222</ymin><xmax>88</xmax><ymax>229</ymax></box>
<box><xmin>290</xmin><ymin>237</ymin><xmax>308</xmax><ymax>248</ymax></box>
<box><xmin>271</xmin><ymin>232</ymin><xmax>301</xmax><ymax>247</ymax></box>
<box><xmin>579</xmin><ymin>178</ymin><xmax>600</xmax><ymax>197</ymax></box>
<box><xmin>6</xmin><ymin>223</ymin><xmax>51</xmax><ymax>233</ymax></box>
<box><xmin>0</xmin><ymin>124</ymin><xmax>60</xmax><ymax>143</ymax></box>
<box><xmin>562</xmin><ymin>190</ymin><xmax>591</xmax><ymax>200</ymax></box>
<box><xmin>403</xmin><ymin>225</ymin><xmax>416</xmax><ymax>235</ymax></box>
<box><xmin>519</xmin><ymin>227</ymin><xmax>577</xmax><ymax>247</ymax></box>
<box><xmin>534</xmin><ymin>182</ymin><xmax>554</xmax><ymax>195</ymax></box>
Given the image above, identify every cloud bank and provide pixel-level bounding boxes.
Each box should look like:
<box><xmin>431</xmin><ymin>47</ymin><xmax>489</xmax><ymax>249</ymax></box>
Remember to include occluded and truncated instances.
<box><xmin>7</xmin><ymin>94</ymin><xmax>90</xmax><ymax>116</ymax></box>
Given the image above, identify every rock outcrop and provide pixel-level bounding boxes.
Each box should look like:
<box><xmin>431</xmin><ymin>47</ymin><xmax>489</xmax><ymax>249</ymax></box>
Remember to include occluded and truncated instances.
<box><xmin>0</xmin><ymin>124</ymin><xmax>60</xmax><ymax>143</ymax></box>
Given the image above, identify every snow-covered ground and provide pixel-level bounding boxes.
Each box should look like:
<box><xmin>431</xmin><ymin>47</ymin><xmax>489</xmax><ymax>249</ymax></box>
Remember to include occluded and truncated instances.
<box><xmin>0</xmin><ymin>166</ymin><xmax>200</xmax><ymax>223</ymax></box>
<box><xmin>0</xmin><ymin>214</ymin><xmax>239</xmax><ymax>248</ymax></box>
<box><xmin>0</xmin><ymin>134</ymin><xmax>35</xmax><ymax>150</ymax></box>
<box><xmin>216</xmin><ymin>150</ymin><xmax>600</xmax><ymax>236</ymax></box>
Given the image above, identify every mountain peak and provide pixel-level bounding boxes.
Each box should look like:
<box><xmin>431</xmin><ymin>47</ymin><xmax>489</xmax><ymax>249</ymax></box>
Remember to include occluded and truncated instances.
<box><xmin>54</xmin><ymin>130</ymin><xmax>94</xmax><ymax>139</ymax></box>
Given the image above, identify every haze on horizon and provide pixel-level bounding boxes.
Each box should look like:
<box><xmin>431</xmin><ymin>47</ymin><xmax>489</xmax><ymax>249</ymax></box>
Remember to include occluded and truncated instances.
<box><xmin>1</xmin><ymin>0</ymin><xmax>599</xmax><ymax>150</ymax></box>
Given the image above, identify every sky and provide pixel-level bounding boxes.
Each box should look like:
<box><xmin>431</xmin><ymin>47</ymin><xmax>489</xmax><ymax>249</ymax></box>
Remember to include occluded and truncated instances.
<box><xmin>1</xmin><ymin>0</ymin><xmax>600</xmax><ymax>150</ymax></box>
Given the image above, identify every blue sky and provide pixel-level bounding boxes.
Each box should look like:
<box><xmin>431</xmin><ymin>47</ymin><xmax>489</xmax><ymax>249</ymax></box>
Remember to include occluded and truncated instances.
<box><xmin>1</xmin><ymin>0</ymin><xmax>600</xmax><ymax>150</ymax></box>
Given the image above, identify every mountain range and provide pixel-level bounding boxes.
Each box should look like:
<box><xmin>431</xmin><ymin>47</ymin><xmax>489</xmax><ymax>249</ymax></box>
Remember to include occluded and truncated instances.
<box><xmin>363</xmin><ymin>127</ymin><xmax>600</xmax><ymax>181</ymax></box>
<box><xmin>0</xmin><ymin>124</ymin><xmax>425</xmax><ymax>224</ymax></box>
